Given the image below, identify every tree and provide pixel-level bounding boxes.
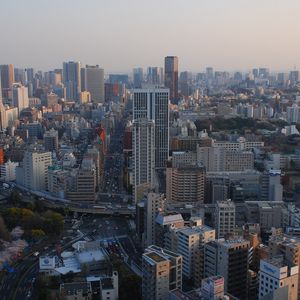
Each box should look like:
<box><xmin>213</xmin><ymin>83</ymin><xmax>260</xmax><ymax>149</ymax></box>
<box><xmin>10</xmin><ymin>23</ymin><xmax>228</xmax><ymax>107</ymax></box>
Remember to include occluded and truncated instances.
<box><xmin>43</xmin><ymin>211</ymin><xmax>64</xmax><ymax>236</ymax></box>
<box><xmin>0</xmin><ymin>216</ymin><xmax>10</xmax><ymax>241</ymax></box>
<box><xmin>10</xmin><ymin>191</ymin><xmax>21</xmax><ymax>206</ymax></box>
<box><xmin>31</xmin><ymin>229</ymin><xmax>46</xmax><ymax>240</ymax></box>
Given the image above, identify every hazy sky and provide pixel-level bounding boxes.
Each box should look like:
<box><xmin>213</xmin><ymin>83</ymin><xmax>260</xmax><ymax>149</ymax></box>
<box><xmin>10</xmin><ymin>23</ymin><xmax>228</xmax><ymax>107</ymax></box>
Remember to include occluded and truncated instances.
<box><xmin>1</xmin><ymin>0</ymin><xmax>300</xmax><ymax>73</ymax></box>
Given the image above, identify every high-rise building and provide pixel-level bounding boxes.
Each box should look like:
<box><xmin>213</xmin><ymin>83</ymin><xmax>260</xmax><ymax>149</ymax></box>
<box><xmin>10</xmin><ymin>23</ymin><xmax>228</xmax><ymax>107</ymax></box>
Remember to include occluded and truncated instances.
<box><xmin>133</xmin><ymin>88</ymin><xmax>169</xmax><ymax>170</ymax></box>
<box><xmin>287</xmin><ymin>104</ymin><xmax>300</xmax><ymax>123</ymax></box>
<box><xmin>144</xmin><ymin>192</ymin><xmax>165</xmax><ymax>247</ymax></box>
<box><xmin>204</xmin><ymin>238</ymin><xmax>250</xmax><ymax>299</ymax></box>
<box><xmin>0</xmin><ymin>64</ymin><xmax>14</xmax><ymax>99</ymax></box>
<box><xmin>44</xmin><ymin>128</ymin><xmax>59</xmax><ymax>153</ymax></box>
<box><xmin>166</xmin><ymin>164</ymin><xmax>205</xmax><ymax>204</ymax></box>
<box><xmin>133</xmin><ymin>68</ymin><xmax>143</xmax><ymax>88</ymax></box>
<box><xmin>147</xmin><ymin>67</ymin><xmax>164</xmax><ymax>85</ymax></box>
<box><xmin>164</xmin><ymin>56</ymin><xmax>178</xmax><ymax>104</ymax></box>
<box><xmin>215</xmin><ymin>200</ymin><xmax>236</xmax><ymax>238</ymax></box>
<box><xmin>83</xmin><ymin>65</ymin><xmax>104</xmax><ymax>103</ymax></box>
<box><xmin>16</xmin><ymin>150</ymin><xmax>52</xmax><ymax>191</ymax></box>
<box><xmin>132</xmin><ymin>119</ymin><xmax>155</xmax><ymax>202</ymax></box>
<box><xmin>12</xmin><ymin>83</ymin><xmax>29</xmax><ymax>114</ymax></box>
<box><xmin>63</xmin><ymin>61</ymin><xmax>81</xmax><ymax>101</ymax></box>
<box><xmin>142</xmin><ymin>245</ymin><xmax>182</xmax><ymax>300</ymax></box>
<box><xmin>259</xmin><ymin>256</ymin><xmax>299</xmax><ymax>300</ymax></box>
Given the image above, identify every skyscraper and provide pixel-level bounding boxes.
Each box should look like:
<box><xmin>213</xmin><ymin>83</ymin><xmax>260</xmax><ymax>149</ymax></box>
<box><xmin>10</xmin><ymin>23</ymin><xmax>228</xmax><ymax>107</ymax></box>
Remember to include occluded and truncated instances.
<box><xmin>83</xmin><ymin>65</ymin><xmax>104</xmax><ymax>103</ymax></box>
<box><xmin>147</xmin><ymin>67</ymin><xmax>164</xmax><ymax>85</ymax></box>
<box><xmin>164</xmin><ymin>56</ymin><xmax>178</xmax><ymax>104</ymax></box>
<box><xmin>12</xmin><ymin>83</ymin><xmax>29</xmax><ymax>114</ymax></box>
<box><xmin>132</xmin><ymin>119</ymin><xmax>155</xmax><ymax>202</ymax></box>
<box><xmin>0</xmin><ymin>64</ymin><xmax>14</xmax><ymax>99</ymax></box>
<box><xmin>133</xmin><ymin>68</ymin><xmax>143</xmax><ymax>88</ymax></box>
<box><xmin>63</xmin><ymin>61</ymin><xmax>81</xmax><ymax>101</ymax></box>
<box><xmin>133</xmin><ymin>88</ymin><xmax>169</xmax><ymax>170</ymax></box>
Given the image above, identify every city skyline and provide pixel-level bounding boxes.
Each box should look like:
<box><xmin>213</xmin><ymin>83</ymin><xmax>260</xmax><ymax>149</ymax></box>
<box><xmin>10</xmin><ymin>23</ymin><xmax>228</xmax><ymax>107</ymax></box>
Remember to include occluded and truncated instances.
<box><xmin>1</xmin><ymin>0</ymin><xmax>300</xmax><ymax>72</ymax></box>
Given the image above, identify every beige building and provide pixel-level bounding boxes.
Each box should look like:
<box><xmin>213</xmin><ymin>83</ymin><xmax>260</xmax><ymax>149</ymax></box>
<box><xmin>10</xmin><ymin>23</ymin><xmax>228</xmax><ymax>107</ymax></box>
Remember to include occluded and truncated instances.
<box><xmin>259</xmin><ymin>256</ymin><xmax>299</xmax><ymax>300</ymax></box>
<box><xmin>269</xmin><ymin>235</ymin><xmax>300</xmax><ymax>298</ymax></box>
<box><xmin>60</xmin><ymin>282</ymin><xmax>92</xmax><ymax>300</ymax></box>
<box><xmin>142</xmin><ymin>245</ymin><xmax>182</xmax><ymax>300</ymax></box>
<box><xmin>166</xmin><ymin>164</ymin><xmax>205</xmax><ymax>204</ymax></box>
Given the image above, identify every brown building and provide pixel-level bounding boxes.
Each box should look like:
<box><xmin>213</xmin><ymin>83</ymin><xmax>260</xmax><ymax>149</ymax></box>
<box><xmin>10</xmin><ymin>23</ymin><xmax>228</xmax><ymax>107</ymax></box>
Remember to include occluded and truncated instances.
<box><xmin>0</xmin><ymin>64</ymin><xmax>14</xmax><ymax>99</ymax></box>
<box><xmin>165</xmin><ymin>56</ymin><xmax>178</xmax><ymax>104</ymax></box>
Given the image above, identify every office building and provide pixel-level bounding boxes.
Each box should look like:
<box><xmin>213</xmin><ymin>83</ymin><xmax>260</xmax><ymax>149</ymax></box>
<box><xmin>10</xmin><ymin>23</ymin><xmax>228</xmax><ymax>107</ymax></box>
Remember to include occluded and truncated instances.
<box><xmin>16</xmin><ymin>150</ymin><xmax>52</xmax><ymax>191</ymax></box>
<box><xmin>287</xmin><ymin>104</ymin><xmax>300</xmax><ymax>123</ymax></box>
<box><xmin>259</xmin><ymin>257</ymin><xmax>299</xmax><ymax>300</ymax></box>
<box><xmin>0</xmin><ymin>160</ymin><xmax>19</xmax><ymax>182</ymax></box>
<box><xmin>132</xmin><ymin>119</ymin><xmax>155</xmax><ymax>202</ymax></box>
<box><xmin>215</xmin><ymin>200</ymin><xmax>236</xmax><ymax>238</ymax></box>
<box><xmin>204</xmin><ymin>238</ymin><xmax>250</xmax><ymax>299</ymax></box>
<box><xmin>147</xmin><ymin>67</ymin><xmax>164</xmax><ymax>85</ymax></box>
<box><xmin>133</xmin><ymin>68</ymin><xmax>143</xmax><ymax>88</ymax></box>
<box><xmin>133</xmin><ymin>88</ymin><xmax>169</xmax><ymax>170</ymax></box>
<box><xmin>166</xmin><ymin>164</ymin><xmax>205</xmax><ymax>204</ymax></box>
<box><xmin>197</xmin><ymin>146</ymin><xmax>254</xmax><ymax>172</ymax></box>
<box><xmin>269</xmin><ymin>235</ymin><xmax>300</xmax><ymax>298</ymax></box>
<box><xmin>0</xmin><ymin>64</ymin><xmax>14</xmax><ymax>99</ymax></box>
<box><xmin>83</xmin><ymin>65</ymin><xmax>104</xmax><ymax>103</ymax></box>
<box><xmin>170</xmin><ymin>225</ymin><xmax>215</xmax><ymax>279</ymax></box>
<box><xmin>142</xmin><ymin>245</ymin><xmax>182</xmax><ymax>300</ymax></box>
<box><xmin>144</xmin><ymin>192</ymin><xmax>165</xmax><ymax>247</ymax></box>
<box><xmin>260</xmin><ymin>170</ymin><xmax>283</xmax><ymax>202</ymax></box>
<box><xmin>63</xmin><ymin>61</ymin><xmax>81</xmax><ymax>101</ymax></box>
<box><xmin>67</xmin><ymin>165</ymin><xmax>96</xmax><ymax>204</ymax></box>
<box><xmin>44</xmin><ymin>128</ymin><xmax>59</xmax><ymax>153</ymax></box>
<box><xmin>12</xmin><ymin>83</ymin><xmax>29</xmax><ymax>114</ymax></box>
<box><xmin>46</xmin><ymin>92</ymin><xmax>58</xmax><ymax>108</ymax></box>
<box><xmin>164</xmin><ymin>56</ymin><xmax>178</xmax><ymax>104</ymax></box>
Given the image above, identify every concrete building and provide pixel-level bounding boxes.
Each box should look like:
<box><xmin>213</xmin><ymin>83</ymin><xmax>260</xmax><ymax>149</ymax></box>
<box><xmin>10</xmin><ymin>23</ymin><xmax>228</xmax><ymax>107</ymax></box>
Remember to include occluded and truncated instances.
<box><xmin>287</xmin><ymin>104</ymin><xmax>300</xmax><ymax>124</ymax></box>
<box><xmin>48</xmin><ymin>167</ymin><xmax>69</xmax><ymax>198</ymax></box>
<box><xmin>142</xmin><ymin>245</ymin><xmax>182</xmax><ymax>300</ymax></box>
<box><xmin>166</xmin><ymin>164</ymin><xmax>205</xmax><ymax>204</ymax></box>
<box><xmin>0</xmin><ymin>160</ymin><xmax>19</xmax><ymax>182</ymax></box>
<box><xmin>145</xmin><ymin>192</ymin><xmax>165</xmax><ymax>247</ymax></box>
<box><xmin>269</xmin><ymin>235</ymin><xmax>300</xmax><ymax>298</ymax></box>
<box><xmin>133</xmin><ymin>88</ymin><xmax>169</xmax><ymax>170</ymax></box>
<box><xmin>215</xmin><ymin>200</ymin><xmax>236</xmax><ymax>238</ymax></box>
<box><xmin>171</xmin><ymin>151</ymin><xmax>197</xmax><ymax>167</ymax></box>
<box><xmin>132</xmin><ymin>119</ymin><xmax>155</xmax><ymax>202</ymax></box>
<box><xmin>197</xmin><ymin>146</ymin><xmax>254</xmax><ymax>172</ymax></box>
<box><xmin>260</xmin><ymin>170</ymin><xmax>283</xmax><ymax>202</ymax></box>
<box><xmin>204</xmin><ymin>238</ymin><xmax>250</xmax><ymax>299</ymax></box>
<box><xmin>60</xmin><ymin>282</ymin><xmax>92</xmax><ymax>300</ymax></box>
<box><xmin>259</xmin><ymin>256</ymin><xmax>299</xmax><ymax>300</ymax></box>
<box><xmin>44</xmin><ymin>128</ymin><xmax>59</xmax><ymax>153</ymax></box>
<box><xmin>164</xmin><ymin>56</ymin><xmax>178</xmax><ymax>104</ymax></box>
<box><xmin>16</xmin><ymin>150</ymin><xmax>52</xmax><ymax>191</ymax></box>
<box><xmin>67</xmin><ymin>164</ymin><xmax>96</xmax><ymax>204</ymax></box>
<box><xmin>133</xmin><ymin>67</ymin><xmax>143</xmax><ymax>88</ymax></box>
<box><xmin>63</xmin><ymin>61</ymin><xmax>81</xmax><ymax>101</ymax></box>
<box><xmin>211</xmin><ymin>137</ymin><xmax>264</xmax><ymax>151</ymax></box>
<box><xmin>170</xmin><ymin>224</ymin><xmax>215</xmax><ymax>279</ymax></box>
<box><xmin>83</xmin><ymin>65</ymin><xmax>104</xmax><ymax>103</ymax></box>
<box><xmin>155</xmin><ymin>212</ymin><xmax>184</xmax><ymax>248</ymax></box>
<box><xmin>12</xmin><ymin>83</ymin><xmax>29</xmax><ymax>114</ymax></box>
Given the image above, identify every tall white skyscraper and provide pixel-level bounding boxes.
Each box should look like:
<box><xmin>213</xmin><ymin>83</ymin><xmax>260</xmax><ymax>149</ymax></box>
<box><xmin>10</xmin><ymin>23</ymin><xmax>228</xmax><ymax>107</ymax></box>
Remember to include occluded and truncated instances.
<box><xmin>63</xmin><ymin>61</ymin><xmax>81</xmax><ymax>101</ymax></box>
<box><xmin>133</xmin><ymin>88</ymin><xmax>169</xmax><ymax>170</ymax></box>
<box><xmin>12</xmin><ymin>83</ymin><xmax>29</xmax><ymax>114</ymax></box>
<box><xmin>83</xmin><ymin>65</ymin><xmax>104</xmax><ymax>103</ymax></box>
<box><xmin>133</xmin><ymin>119</ymin><xmax>155</xmax><ymax>202</ymax></box>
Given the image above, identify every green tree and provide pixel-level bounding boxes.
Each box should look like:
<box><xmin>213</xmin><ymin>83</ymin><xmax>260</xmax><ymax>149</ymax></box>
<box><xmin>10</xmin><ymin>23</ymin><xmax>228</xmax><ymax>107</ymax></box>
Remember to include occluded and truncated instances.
<box><xmin>0</xmin><ymin>215</ymin><xmax>10</xmax><ymax>241</ymax></box>
<box><xmin>10</xmin><ymin>191</ymin><xmax>21</xmax><ymax>206</ymax></box>
<box><xmin>31</xmin><ymin>229</ymin><xmax>46</xmax><ymax>240</ymax></box>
